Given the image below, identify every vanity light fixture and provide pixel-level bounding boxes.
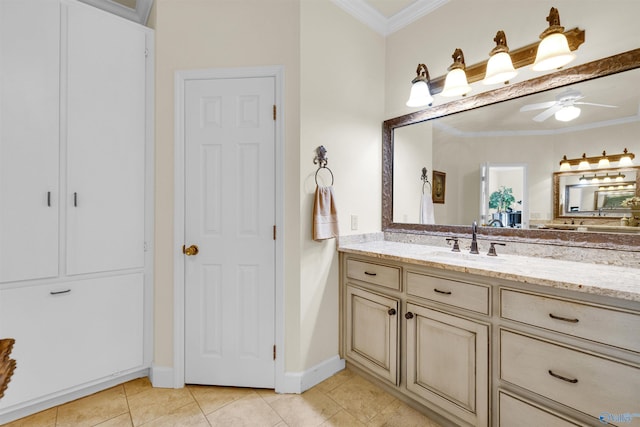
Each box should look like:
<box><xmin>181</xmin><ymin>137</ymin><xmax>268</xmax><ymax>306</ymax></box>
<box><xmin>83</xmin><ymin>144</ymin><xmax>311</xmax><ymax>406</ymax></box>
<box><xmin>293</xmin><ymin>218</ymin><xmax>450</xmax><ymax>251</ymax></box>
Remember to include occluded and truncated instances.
<box><xmin>532</xmin><ymin>7</ymin><xmax>576</xmax><ymax>71</ymax></box>
<box><xmin>554</xmin><ymin>105</ymin><xmax>581</xmax><ymax>122</ymax></box>
<box><xmin>483</xmin><ymin>31</ymin><xmax>518</xmax><ymax>85</ymax></box>
<box><xmin>442</xmin><ymin>48</ymin><xmax>472</xmax><ymax>97</ymax></box>
<box><xmin>603</xmin><ymin>173</ymin><xmax>612</xmax><ymax>183</ymax></box>
<box><xmin>406</xmin><ymin>64</ymin><xmax>434</xmax><ymax>107</ymax></box>
<box><xmin>558</xmin><ymin>149</ymin><xmax>635</xmax><ymax>170</ymax></box>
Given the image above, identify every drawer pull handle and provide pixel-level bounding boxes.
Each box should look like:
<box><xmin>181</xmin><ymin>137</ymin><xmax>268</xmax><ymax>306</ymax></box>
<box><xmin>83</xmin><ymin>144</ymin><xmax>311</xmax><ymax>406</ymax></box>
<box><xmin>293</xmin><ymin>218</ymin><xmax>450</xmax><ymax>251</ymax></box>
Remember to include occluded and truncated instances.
<box><xmin>549</xmin><ymin>313</ymin><xmax>579</xmax><ymax>323</ymax></box>
<box><xmin>434</xmin><ymin>288</ymin><xmax>452</xmax><ymax>295</ymax></box>
<box><xmin>388</xmin><ymin>308</ymin><xmax>396</xmax><ymax>316</ymax></box>
<box><xmin>364</xmin><ymin>271</ymin><xmax>377</xmax><ymax>276</ymax></box>
<box><xmin>50</xmin><ymin>289</ymin><xmax>71</xmax><ymax>295</ymax></box>
<box><xmin>548</xmin><ymin>370</ymin><xmax>578</xmax><ymax>384</ymax></box>
<box><xmin>405</xmin><ymin>312</ymin><xmax>414</xmax><ymax>319</ymax></box>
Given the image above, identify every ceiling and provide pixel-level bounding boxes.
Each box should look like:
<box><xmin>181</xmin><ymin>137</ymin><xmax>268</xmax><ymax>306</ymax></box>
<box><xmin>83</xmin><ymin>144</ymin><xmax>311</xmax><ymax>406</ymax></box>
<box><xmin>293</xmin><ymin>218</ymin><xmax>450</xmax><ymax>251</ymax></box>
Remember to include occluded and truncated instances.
<box><xmin>331</xmin><ymin>0</ymin><xmax>449</xmax><ymax>36</ymax></box>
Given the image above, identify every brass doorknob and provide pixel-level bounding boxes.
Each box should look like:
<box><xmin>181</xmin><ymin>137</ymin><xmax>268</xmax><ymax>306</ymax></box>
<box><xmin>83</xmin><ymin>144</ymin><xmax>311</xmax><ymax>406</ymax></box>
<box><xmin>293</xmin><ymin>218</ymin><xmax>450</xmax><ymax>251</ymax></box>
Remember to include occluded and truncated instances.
<box><xmin>182</xmin><ymin>244</ymin><xmax>199</xmax><ymax>256</ymax></box>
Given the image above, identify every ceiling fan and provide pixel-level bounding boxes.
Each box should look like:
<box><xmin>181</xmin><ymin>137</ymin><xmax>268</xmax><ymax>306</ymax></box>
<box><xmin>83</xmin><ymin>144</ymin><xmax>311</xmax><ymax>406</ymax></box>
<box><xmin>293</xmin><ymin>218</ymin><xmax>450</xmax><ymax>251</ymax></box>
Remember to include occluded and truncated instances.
<box><xmin>519</xmin><ymin>88</ymin><xmax>617</xmax><ymax>122</ymax></box>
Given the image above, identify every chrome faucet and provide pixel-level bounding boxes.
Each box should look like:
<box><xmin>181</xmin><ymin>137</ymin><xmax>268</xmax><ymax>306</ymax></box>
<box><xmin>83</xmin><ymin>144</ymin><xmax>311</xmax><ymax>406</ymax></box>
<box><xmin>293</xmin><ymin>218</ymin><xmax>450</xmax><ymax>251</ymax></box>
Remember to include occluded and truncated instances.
<box><xmin>470</xmin><ymin>221</ymin><xmax>479</xmax><ymax>254</ymax></box>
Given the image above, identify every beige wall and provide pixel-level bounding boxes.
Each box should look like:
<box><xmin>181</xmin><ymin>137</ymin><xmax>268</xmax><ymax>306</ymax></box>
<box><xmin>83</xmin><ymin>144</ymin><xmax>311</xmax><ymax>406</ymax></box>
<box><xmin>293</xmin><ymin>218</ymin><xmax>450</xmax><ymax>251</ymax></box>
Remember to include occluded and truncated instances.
<box><xmin>299</xmin><ymin>1</ymin><xmax>385</xmax><ymax>369</ymax></box>
<box><xmin>151</xmin><ymin>0</ymin><xmax>383</xmax><ymax>375</ymax></box>
<box><xmin>151</xmin><ymin>0</ymin><xmax>300</xmax><ymax>370</ymax></box>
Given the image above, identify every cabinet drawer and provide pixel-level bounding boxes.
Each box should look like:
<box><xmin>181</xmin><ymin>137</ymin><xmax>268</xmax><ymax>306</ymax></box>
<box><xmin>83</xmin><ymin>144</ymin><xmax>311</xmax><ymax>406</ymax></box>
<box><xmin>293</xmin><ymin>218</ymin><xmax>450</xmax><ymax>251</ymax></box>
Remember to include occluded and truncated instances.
<box><xmin>407</xmin><ymin>272</ymin><xmax>489</xmax><ymax>314</ymax></box>
<box><xmin>499</xmin><ymin>391</ymin><xmax>585</xmax><ymax>427</ymax></box>
<box><xmin>346</xmin><ymin>259</ymin><xmax>400</xmax><ymax>291</ymax></box>
<box><xmin>501</xmin><ymin>289</ymin><xmax>640</xmax><ymax>352</ymax></box>
<box><xmin>500</xmin><ymin>330</ymin><xmax>640</xmax><ymax>424</ymax></box>
<box><xmin>0</xmin><ymin>274</ymin><xmax>144</xmax><ymax>408</ymax></box>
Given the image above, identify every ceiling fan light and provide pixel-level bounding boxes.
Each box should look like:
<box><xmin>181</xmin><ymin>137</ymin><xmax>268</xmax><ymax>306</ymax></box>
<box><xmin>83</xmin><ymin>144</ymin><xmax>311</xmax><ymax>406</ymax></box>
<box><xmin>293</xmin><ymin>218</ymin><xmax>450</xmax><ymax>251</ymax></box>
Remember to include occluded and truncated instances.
<box><xmin>483</xmin><ymin>52</ymin><xmax>518</xmax><ymax>85</ymax></box>
<box><xmin>554</xmin><ymin>105</ymin><xmax>581</xmax><ymax>122</ymax></box>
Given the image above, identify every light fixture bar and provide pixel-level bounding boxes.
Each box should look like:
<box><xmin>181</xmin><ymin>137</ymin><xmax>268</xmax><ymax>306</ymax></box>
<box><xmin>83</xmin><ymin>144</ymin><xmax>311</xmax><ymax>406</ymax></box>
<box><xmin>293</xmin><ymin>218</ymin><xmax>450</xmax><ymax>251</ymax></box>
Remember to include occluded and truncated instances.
<box><xmin>559</xmin><ymin>149</ymin><xmax>635</xmax><ymax>167</ymax></box>
<box><xmin>428</xmin><ymin>27</ymin><xmax>585</xmax><ymax>95</ymax></box>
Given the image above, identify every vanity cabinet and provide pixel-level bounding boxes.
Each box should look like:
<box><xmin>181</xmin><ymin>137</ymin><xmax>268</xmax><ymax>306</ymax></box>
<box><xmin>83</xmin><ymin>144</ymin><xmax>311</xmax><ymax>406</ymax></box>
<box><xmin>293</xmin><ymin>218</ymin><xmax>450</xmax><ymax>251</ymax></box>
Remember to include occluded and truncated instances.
<box><xmin>498</xmin><ymin>288</ymin><xmax>640</xmax><ymax>427</ymax></box>
<box><xmin>339</xmin><ymin>250</ymin><xmax>640</xmax><ymax>427</ymax></box>
<box><xmin>406</xmin><ymin>303</ymin><xmax>489</xmax><ymax>427</ymax></box>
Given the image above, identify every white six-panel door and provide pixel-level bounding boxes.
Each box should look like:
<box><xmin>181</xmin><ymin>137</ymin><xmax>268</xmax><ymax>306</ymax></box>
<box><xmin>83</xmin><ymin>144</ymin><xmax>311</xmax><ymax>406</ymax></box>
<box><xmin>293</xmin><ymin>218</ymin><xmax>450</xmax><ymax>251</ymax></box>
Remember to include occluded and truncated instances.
<box><xmin>184</xmin><ymin>77</ymin><xmax>276</xmax><ymax>388</ymax></box>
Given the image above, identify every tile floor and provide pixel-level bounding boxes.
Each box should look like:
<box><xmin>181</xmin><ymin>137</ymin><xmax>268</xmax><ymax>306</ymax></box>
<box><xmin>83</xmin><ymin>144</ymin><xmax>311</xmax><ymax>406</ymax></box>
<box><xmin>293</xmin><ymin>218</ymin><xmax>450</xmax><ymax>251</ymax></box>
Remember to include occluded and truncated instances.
<box><xmin>3</xmin><ymin>369</ymin><xmax>442</xmax><ymax>427</ymax></box>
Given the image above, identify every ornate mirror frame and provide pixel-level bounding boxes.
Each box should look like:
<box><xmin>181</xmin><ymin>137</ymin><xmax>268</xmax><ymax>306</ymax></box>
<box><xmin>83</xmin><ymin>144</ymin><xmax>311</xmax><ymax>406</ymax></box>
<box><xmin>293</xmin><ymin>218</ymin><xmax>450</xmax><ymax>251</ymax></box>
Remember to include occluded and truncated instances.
<box><xmin>382</xmin><ymin>48</ymin><xmax>640</xmax><ymax>250</ymax></box>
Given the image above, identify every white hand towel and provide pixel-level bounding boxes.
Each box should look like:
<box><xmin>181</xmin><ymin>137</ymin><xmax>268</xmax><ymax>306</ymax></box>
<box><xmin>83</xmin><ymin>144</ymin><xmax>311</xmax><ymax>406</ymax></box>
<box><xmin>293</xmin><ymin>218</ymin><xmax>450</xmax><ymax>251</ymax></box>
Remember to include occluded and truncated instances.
<box><xmin>420</xmin><ymin>192</ymin><xmax>435</xmax><ymax>224</ymax></box>
<box><xmin>313</xmin><ymin>186</ymin><xmax>339</xmax><ymax>240</ymax></box>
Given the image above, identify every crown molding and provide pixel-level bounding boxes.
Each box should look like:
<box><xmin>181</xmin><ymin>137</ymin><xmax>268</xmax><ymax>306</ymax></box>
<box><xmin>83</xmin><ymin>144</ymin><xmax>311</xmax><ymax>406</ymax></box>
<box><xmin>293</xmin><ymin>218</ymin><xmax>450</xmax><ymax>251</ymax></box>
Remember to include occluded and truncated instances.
<box><xmin>330</xmin><ymin>0</ymin><xmax>448</xmax><ymax>36</ymax></box>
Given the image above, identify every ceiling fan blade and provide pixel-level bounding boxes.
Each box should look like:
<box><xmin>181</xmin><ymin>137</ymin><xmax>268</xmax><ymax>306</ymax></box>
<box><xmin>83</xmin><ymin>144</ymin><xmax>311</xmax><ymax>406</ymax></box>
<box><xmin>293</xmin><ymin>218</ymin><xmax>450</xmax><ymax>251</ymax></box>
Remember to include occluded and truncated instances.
<box><xmin>520</xmin><ymin>101</ymin><xmax>557</xmax><ymax>112</ymax></box>
<box><xmin>532</xmin><ymin>105</ymin><xmax>562</xmax><ymax>122</ymax></box>
<box><xmin>574</xmin><ymin>102</ymin><xmax>618</xmax><ymax>108</ymax></box>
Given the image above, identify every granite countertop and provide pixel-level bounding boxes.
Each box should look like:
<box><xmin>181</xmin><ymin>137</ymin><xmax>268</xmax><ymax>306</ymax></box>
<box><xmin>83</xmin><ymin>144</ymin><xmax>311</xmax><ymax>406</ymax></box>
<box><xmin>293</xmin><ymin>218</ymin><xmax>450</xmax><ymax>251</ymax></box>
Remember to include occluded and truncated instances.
<box><xmin>339</xmin><ymin>240</ymin><xmax>640</xmax><ymax>302</ymax></box>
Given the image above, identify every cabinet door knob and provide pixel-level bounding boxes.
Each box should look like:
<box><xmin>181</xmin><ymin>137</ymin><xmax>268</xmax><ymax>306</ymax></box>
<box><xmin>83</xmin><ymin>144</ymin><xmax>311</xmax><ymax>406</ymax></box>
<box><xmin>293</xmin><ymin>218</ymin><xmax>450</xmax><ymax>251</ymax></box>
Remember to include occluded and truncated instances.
<box><xmin>388</xmin><ymin>308</ymin><xmax>396</xmax><ymax>316</ymax></box>
<box><xmin>405</xmin><ymin>312</ymin><xmax>414</xmax><ymax>319</ymax></box>
<box><xmin>182</xmin><ymin>244</ymin><xmax>199</xmax><ymax>256</ymax></box>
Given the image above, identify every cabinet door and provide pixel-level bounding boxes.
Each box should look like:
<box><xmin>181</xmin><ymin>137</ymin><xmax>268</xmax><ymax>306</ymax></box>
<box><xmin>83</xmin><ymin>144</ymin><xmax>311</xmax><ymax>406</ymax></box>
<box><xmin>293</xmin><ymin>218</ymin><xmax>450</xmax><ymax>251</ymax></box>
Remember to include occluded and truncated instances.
<box><xmin>0</xmin><ymin>0</ymin><xmax>60</xmax><ymax>283</ymax></box>
<box><xmin>65</xmin><ymin>1</ymin><xmax>146</xmax><ymax>275</ymax></box>
<box><xmin>345</xmin><ymin>285</ymin><xmax>399</xmax><ymax>385</ymax></box>
<box><xmin>406</xmin><ymin>303</ymin><xmax>489</xmax><ymax>427</ymax></box>
<box><xmin>0</xmin><ymin>274</ymin><xmax>144</xmax><ymax>408</ymax></box>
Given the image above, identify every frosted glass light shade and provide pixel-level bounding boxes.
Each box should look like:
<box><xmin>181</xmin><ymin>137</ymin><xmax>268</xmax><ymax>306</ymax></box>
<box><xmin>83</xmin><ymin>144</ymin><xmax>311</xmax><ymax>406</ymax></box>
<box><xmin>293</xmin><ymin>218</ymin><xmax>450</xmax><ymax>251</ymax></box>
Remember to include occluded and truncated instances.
<box><xmin>442</xmin><ymin>68</ymin><xmax>471</xmax><ymax>97</ymax></box>
<box><xmin>483</xmin><ymin>52</ymin><xmax>517</xmax><ymax>85</ymax></box>
<box><xmin>554</xmin><ymin>105</ymin><xmax>580</xmax><ymax>122</ymax></box>
<box><xmin>559</xmin><ymin>161</ymin><xmax>571</xmax><ymax>171</ymax></box>
<box><xmin>619</xmin><ymin>155</ymin><xmax>634</xmax><ymax>166</ymax></box>
<box><xmin>406</xmin><ymin>80</ymin><xmax>433</xmax><ymax>107</ymax></box>
<box><xmin>532</xmin><ymin>32</ymin><xmax>576</xmax><ymax>71</ymax></box>
<box><xmin>597</xmin><ymin>157</ymin><xmax>610</xmax><ymax>168</ymax></box>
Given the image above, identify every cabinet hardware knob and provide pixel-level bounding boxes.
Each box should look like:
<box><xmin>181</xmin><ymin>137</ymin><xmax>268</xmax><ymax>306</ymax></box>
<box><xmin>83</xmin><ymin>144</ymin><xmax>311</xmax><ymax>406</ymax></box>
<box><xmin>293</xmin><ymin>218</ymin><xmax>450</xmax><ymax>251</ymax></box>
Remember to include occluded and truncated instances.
<box><xmin>388</xmin><ymin>308</ymin><xmax>396</xmax><ymax>316</ymax></box>
<box><xmin>549</xmin><ymin>313</ymin><xmax>579</xmax><ymax>323</ymax></box>
<box><xmin>434</xmin><ymin>288</ymin><xmax>452</xmax><ymax>295</ymax></box>
<box><xmin>405</xmin><ymin>312</ymin><xmax>414</xmax><ymax>319</ymax></box>
<box><xmin>548</xmin><ymin>369</ymin><xmax>578</xmax><ymax>384</ymax></box>
<box><xmin>364</xmin><ymin>271</ymin><xmax>377</xmax><ymax>276</ymax></box>
<box><xmin>50</xmin><ymin>289</ymin><xmax>71</xmax><ymax>295</ymax></box>
<box><xmin>183</xmin><ymin>244</ymin><xmax>199</xmax><ymax>256</ymax></box>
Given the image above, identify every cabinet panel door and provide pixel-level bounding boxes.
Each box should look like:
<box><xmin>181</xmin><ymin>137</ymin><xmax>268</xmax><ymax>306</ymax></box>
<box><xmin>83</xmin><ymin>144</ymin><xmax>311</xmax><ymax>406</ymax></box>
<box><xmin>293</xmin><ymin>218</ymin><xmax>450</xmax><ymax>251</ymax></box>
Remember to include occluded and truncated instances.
<box><xmin>406</xmin><ymin>303</ymin><xmax>489</xmax><ymax>427</ymax></box>
<box><xmin>0</xmin><ymin>274</ymin><xmax>144</xmax><ymax>408</ymax></box>
<box><xmin>0</xmin><ymin>0</ymin><xmax>60</xmax><ymax>283</ymax></box>
<box><xmin>65</xmin><ymin>2</ymin><xmax>146</xmax><ymax>275</ymax></box>
<box><xmin>346</xmin><ymin>285</ymin><xmax>399</xmax><ymax>385</ymax></box>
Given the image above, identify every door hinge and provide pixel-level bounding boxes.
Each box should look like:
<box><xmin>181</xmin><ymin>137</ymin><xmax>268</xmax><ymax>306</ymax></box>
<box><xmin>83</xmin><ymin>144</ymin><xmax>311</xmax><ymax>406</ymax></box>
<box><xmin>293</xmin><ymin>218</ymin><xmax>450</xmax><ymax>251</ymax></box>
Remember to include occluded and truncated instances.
<box><xmin>273</xmin><ymin>105</ymin><xmax>276</xmax><ymax>121</ymax></box>
<box><xmin>273</xmin><ymin>345</ymin><xmax>276</xmax><ymax>360</ymax></box>
<box><xmin>273</xmin><ymin>225</ymin><xmax>276</xmax><ymax>240</ymax></box>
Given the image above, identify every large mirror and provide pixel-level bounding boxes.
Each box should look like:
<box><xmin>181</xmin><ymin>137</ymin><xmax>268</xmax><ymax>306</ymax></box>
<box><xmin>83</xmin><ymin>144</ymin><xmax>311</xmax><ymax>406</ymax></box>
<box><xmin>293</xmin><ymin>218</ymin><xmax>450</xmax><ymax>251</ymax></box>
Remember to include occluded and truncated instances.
<box><xmin>383</xmin><ymin>48</ymin><xmax>640</xmax><ymax>247</ymax></box>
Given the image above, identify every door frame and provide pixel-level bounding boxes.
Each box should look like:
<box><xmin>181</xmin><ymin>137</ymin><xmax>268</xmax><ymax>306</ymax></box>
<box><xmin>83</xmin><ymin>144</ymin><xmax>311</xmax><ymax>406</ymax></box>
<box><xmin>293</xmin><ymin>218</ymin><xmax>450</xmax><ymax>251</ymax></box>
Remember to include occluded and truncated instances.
<box><xmin>173</xmin><ymin>66</ymin><xmax>285</xmax><ymax>390</ymax></box>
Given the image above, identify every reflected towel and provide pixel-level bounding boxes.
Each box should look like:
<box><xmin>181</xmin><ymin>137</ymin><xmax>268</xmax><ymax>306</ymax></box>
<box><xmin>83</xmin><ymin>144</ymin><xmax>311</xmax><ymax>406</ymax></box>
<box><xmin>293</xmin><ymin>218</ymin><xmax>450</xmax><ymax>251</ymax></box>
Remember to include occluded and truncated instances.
<box><xmin>313</xmin><ymin>186</ymin><xmax>339</xmax><ymax>241</ymax></box>
<box><xmin>420</xmin><ymin>192</ymin><xmax>435</xmax><ymax>224</ymax></box>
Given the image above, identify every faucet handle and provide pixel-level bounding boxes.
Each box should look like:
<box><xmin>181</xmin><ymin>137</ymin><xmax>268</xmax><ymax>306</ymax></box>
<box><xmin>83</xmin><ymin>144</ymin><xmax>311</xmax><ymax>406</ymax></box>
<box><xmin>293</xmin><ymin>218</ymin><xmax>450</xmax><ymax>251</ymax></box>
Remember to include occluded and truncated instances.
<box><xmin>487</xmin><ymin>242</ymin><xmax>506</xmax><ymax>256</ymax></box>
<box><xmin>446</xmin><ymin>237</ymin><xmax>461</xmax><ymax>252</ymax></box>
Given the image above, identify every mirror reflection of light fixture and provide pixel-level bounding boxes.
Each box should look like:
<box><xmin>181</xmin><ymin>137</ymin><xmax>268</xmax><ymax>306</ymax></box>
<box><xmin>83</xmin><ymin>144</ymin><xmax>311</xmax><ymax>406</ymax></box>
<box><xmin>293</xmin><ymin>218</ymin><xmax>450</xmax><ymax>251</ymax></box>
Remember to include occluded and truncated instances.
<box><xmin>578</xmin><ymin>153</ymin><xmax>591</xmax><ymax>170</ymax></box>
<box><xmin>532</xmin><ymin>7</ymin><xmax>576</xmax><ymax>71</ymax></box>
<box><xmin>597</xmin><ymin>151</ymin><xmax>610</xmax><ymax>168</ymax></box>
<box><xmin>483</xmin><ymin>31</ymin><xmax>518</xmax><ymax>85</ymax></box>
<box><xmin>442</xmin><ymin>48</ymin><xmax>472</xmax><ymax>97</ymax></box>
<box><xmin>579</xmin><ymin>175</ymin><xmax>587</xmax><ymax>183</ymax></box>
<box><xmin>554</xmin><ymin>105</ymin><xmax>581</xmax><ymax>122</ymax></box>
<box><xmin>558</xmin><ymin>149</ymin><xmax>635</xmax><ymax>170</ymax></box>
<box><xmin>603</xmin><ymin>173</ymin><xmax>611</xmax><ymax>183</ymax></box>
<box><xmin>406</xmin><ymin>64</ymin><xmax>434</xmax><ymax>108</ymax></box>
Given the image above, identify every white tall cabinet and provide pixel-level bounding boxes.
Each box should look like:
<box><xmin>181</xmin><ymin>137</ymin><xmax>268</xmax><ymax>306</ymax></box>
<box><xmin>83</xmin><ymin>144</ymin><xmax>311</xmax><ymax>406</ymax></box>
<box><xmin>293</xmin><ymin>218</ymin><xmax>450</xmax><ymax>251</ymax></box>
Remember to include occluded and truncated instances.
<box><xmin>0</xmin><ymin>0</ymin><xmax>153</xmax><ymax>422</ymax></box>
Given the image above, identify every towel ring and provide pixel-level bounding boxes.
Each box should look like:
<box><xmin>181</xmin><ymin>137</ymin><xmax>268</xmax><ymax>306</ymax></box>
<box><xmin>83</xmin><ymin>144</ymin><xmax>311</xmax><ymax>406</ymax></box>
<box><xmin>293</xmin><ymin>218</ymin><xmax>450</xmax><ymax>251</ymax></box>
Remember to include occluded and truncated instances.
<box><xmin>315</xmin><ymin>166</ymin><xmax>334</xmax><ymax>186</ymax></box>
<box><xmin>421</xmin><ymin>167</ymin><xmax>431</xmax><ymax>194</ymax></box>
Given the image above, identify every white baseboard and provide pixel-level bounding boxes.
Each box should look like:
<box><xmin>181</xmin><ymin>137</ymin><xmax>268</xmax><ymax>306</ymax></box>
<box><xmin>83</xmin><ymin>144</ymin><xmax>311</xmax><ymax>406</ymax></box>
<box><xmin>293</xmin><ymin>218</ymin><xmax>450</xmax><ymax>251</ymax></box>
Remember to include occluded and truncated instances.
<box><xmin>149</xmin><ymin>364</ymin><xmax>178</xmax><ymax>388</ymax></box>
<box><xmin>276</xmin><ymin>355</ymin><xmax>345</xmax><ymax>394</ymax></box>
